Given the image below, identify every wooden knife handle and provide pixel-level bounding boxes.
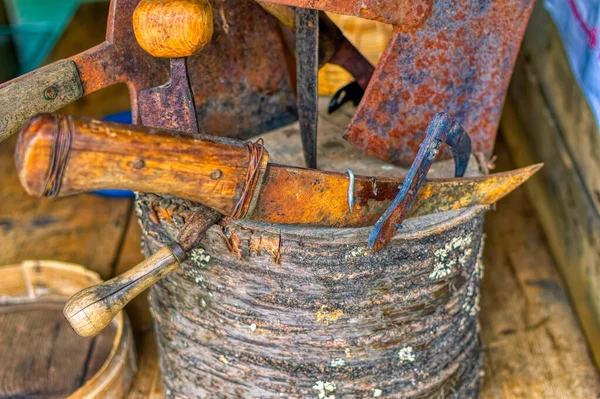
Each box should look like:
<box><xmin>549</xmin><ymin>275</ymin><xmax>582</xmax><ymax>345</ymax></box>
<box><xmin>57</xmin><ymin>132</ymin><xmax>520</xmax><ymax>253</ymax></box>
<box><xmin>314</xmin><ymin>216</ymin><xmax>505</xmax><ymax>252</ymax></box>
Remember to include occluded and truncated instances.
<box><xmin>0</xmin><ymin>61</ymin><xmax>83</xmax><ymax>143</ymax></box>
<box><xmin>15</xmin><ymin>114</ymin><xmax>266</xmax><ymax>216</ymax></box>
<box><xmin>64</xmin><ymin>245</ymin><xmax>185</xmax><ymax>337</ymax></box>
<box><xmin>133</xmin><ymin>0</ymin><xmax>214</xmax><ymax>59</ymax></box>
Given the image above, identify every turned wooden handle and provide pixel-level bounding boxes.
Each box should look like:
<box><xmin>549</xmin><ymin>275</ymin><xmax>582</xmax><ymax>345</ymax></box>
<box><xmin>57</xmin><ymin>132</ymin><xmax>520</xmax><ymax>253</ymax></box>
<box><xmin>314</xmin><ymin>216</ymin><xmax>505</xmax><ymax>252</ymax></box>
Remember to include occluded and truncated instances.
<box><xmin>15</xmin><ymin>114</ymin><xmax>265</xmax><ymax>215</ymax></box>
<box><xmin>0</xmin><ymin>60</ymin><xmax>83</xmax><ymax>143</ymax></box>
<box><xmin>133</xmin><ymin>0</ymin><xmax>214</xmax><ymax>58</ymax></box>
<box><xmin>64</xmin><ymin>245</ymin><xmax>185</xmax><ymax>337</ymax></box>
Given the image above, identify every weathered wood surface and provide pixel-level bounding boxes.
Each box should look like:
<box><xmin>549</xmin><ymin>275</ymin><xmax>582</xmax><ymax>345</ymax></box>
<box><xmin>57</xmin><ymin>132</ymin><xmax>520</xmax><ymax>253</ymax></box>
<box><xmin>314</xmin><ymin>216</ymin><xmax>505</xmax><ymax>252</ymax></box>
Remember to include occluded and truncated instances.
<box><xmin>15</xmin><ymin>111</ymin><xmax>535</xmax><ymax>229</ymax></box>
<box><xmin>505</xmin><ymin>8</ymin><xmax>600</xmax><ymax>365</ymax></box>
<box><xmin>44</xmin><ymin>2</ymin><xmax>131</xmax><ymax>120</ymax></box>
<box><xmin>125</xmin><ymin>139</ymin><xmax>600</xmax><ymax>398</ymax></box>
<box><xmin>479</xmin><ymin>139</ymin><xmax>600</xmax><ymax>397</ymax></box>
<box><xmin>0</xmin><ymin>303</ymin><xmax>110</xmax><ymax>398</ymax></box>
<box><xmin>0</xmin><ymin>261</ymin><xmax>136</xmax><ymax>398</ymax></box>
<box><xmin>0</xmin><ymin>60</ymin><xmax>83</xmax><ymax>143</ymax></box>
<box><xmin>134</xmin><ymin>101</ymin><xmax>488</xmax><ymax>397</ymax></box>
<box><xmin>0</xmin><ymin>134</ymin><xmax>132</xmax><ymax>280</ymax></box>
<box><xmin>141</xmin><ymin>194</ymin><xmax>486</xmax><ymax>398</ymax></box>
<box><xmin>65</xmin><ymin>246</ymin><xmax>182</xmax><ymax>337</ymax></box>
<box><xmin>15</xmin><ymin>114</ymin><xmax>252</xmax><ymax>215</ymax></box>
<box><xmin>0</xmin><ymin>3</ymin><xmax>134</xmax><ymax>280</ymax></box>
<box><xmin>517</xmin><ymin>2</ymin><xmax>600</xmax><ymax>214</ymax></box>
<box><xmin>127</xmin><ymin>332</ymin><xmax>165</xmax><ymax>399</ymax></box>
<box><xmin>133</xmin><ymin>0</ymin><xmax>214</xmax><ymax>59</ymax></box>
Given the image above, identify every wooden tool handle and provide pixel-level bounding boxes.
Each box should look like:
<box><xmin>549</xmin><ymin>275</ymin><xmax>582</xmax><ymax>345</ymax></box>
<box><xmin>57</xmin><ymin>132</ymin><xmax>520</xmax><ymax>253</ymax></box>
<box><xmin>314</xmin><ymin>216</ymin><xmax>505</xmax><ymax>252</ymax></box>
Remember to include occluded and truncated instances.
<box><xmin>0</xmin><ymin>60</ymin><xmax>83</xmax><ymax>143</ymax></box>
<box><xmin>133</xmin><ymin>0</ymin><xmax>214</xmax><ymax>58</ymax></box>
<box><xmin>64</xmin><ymin>245</ymin><xmax>185</xmax><ymax>337</ymax></box>
<box><xmin>15</xmin><ymin>114</ymin><xmax>266</xmax><ymax>215</ymax></box>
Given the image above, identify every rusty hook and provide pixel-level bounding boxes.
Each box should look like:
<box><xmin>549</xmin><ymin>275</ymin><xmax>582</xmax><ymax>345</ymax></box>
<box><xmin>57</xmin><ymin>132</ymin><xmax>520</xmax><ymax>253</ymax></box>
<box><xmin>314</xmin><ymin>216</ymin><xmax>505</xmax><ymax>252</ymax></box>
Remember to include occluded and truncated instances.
<box><xmin>368</xmin><ymin>112</ymin><xmax>472</xmax><ymax>252</ymax></box>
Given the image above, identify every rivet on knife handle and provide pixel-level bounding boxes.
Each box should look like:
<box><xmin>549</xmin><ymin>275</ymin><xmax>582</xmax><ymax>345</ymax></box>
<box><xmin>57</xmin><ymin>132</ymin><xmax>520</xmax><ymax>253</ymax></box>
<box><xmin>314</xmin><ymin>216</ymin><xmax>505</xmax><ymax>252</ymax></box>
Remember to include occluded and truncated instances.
<box><xmin>368</xmin><ymin>112</ymin><xmax>472</xmax><ymax>252</ymax></box>
<box><xmin>0</xmin><ymin>60</ymin><xmax>83</xmax><ymax>143</ymax></box>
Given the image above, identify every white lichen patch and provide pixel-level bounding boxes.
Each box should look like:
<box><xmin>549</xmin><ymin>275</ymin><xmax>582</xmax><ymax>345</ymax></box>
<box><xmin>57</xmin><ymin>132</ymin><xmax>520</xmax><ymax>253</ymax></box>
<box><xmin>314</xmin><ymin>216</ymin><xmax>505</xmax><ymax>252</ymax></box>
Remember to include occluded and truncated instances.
<box><xmin>330</xmin><ymin>358</ymin><xmax>346</xmax><ymax>367</ymax></box>
<box><xmin>189</xmin><ymin>247</ymin><xmax>211</xmax><ymax>268</ymax></box>
<box><xmin>373</xmin><ymin>388</ymin><xmax>382</xmax><ymax>397</ymax></box>
<box><xmin>429</xmin><ymin>233</ymin><xmax>473</xmax><ymax>280</ymax></box>
<box><xmin>463</xmin><ymin>238</ymin><xmax>485</xmax><ymax>317</ymax></box>
<box><xmin>398</xmin><ymin>346</ymin><xmax>416</xmax><ymax>363</ymax></box>
<box><xmin>249</xmin><ymin>323</ymin><xmax>257</xmax><ymax>332</ymax></box>
<box><xmin>344</xmin><ymin>246</ymin><xmax>369</xmax><ymax>259</ymax></box>
<box><xmin>313</xmin><ymin>381</ymin><xmax>336</xmax><ymax>399</ymax></box>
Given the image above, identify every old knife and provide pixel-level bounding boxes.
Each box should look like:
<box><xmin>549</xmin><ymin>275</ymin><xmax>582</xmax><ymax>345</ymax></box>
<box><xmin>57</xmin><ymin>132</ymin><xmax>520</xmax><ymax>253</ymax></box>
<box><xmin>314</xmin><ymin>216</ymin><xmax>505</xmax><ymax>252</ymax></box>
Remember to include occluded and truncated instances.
<box><xmin>16</xmin><ymin>114</ymin><xmax>542</xmax><ymax>229</ymax></box>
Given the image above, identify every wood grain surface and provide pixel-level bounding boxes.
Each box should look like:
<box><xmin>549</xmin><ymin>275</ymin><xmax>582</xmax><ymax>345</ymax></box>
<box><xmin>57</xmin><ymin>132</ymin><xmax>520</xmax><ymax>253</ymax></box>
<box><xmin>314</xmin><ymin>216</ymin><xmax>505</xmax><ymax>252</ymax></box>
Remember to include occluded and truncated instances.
<box><xmin>133</xmin><ymin>0</ymin><xmax>214</xmax><ymax>58</ymax></box>
<box><xmin>124</xmin><ymin>139</ymin><xmax>600</xmax><ymax>398</ymax></box>
<box><xmin>0</xmin><ymin>60</ymin><xmax>83</xmax><ymax>143</ymax></box>
<box><xmin>0</xmin><ymin>302</ymin><xmax>115</xmax><ymax>398</ymax></box>
<box><xmin>479</xmin><ymin>138</ymin><xmax>600</xmax><ymax>397</ymax></box>
<box><xmin>15</xmin><ymin>114</ymin><xmax>253</xmax><ymax>216</ymax></box>
<box><xmin>0</xmin><ymin>260</ymin><xmax>136</xmax><ymax>398</ymax></box>
<box><xmin>506</xmin><ymin>50</ymin><xmax>600</xmax><ymax>369</ymax></box>
<box><xmin>0</xmin><ymin>134</ymin><xmax>132</xmax><ymax>280</ymax></box>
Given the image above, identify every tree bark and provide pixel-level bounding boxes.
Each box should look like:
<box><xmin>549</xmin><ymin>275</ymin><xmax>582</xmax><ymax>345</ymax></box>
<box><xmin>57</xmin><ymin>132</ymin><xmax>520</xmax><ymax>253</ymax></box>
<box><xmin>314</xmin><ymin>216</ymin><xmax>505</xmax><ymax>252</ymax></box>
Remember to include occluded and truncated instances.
<box><xmin>136</xmin><ymin>193</ymin><xmax>486</xmax><ymax>398</ymax></box>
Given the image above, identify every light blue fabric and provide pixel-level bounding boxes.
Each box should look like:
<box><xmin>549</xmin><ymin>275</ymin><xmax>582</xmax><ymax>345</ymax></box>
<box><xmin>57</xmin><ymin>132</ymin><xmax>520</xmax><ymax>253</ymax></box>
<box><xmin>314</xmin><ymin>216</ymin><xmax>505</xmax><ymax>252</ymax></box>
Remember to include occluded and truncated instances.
<box><xmin>545</xmin><ymin>0</ymin><xmax>600</xmax><ymax>127</ymax></box>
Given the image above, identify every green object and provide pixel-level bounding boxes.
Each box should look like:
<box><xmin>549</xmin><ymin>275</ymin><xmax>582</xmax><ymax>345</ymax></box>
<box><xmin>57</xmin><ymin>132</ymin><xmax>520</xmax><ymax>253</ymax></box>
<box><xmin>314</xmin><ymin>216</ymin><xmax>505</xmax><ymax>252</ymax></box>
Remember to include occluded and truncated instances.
<box><xmin>1</xmin><ymin>0</ymin><xmax>106</xmax><ymax>73</ymax></box>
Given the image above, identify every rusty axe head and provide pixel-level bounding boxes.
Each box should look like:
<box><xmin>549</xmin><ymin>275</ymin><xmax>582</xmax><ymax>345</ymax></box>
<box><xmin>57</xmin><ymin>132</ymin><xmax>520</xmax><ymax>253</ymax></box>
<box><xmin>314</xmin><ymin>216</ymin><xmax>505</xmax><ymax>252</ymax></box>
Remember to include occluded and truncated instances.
<box><xmin>342</xmin><ymin>0</ymin><xmax>534</xmax><ymax>166</ymax></box>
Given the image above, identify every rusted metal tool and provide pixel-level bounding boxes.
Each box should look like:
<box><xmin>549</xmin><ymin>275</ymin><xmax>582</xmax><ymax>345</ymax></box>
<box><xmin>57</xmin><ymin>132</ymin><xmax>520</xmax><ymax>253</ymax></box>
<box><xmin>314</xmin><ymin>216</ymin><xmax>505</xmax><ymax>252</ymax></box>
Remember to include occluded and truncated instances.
<box><xmin>368</xmin><ymin>112</ymin><xmax>471</xmax><ymax>251</ymax></box>
<box><xmin>259</xmin><ymin>0</ymin><xmax>534</xmax><ymax>166</ymax></box>
<box><xmin>259</xmin><ymin>4</ymin><xmax>374</xmax><ymax>116</ymax></box>
<box><xmin>64</xmin><ymin>0</ymin><xmax>224</xmax><ymax>337</ymax></box>
<box><xmin>0</xmin><ymin>0</ymin><xmax>299</xmax><ymax>142</ymax></box>
<box><xmin>296</xmin><ymin>8</ymin><xmax>319</xmax><ymax>168</ymax></box>
<box><xmin>64</xmin><ymin>207</ymin><xmax>221</xmax><ymax>336</ymax></box>
<box><xmin>255</xmin><ymin>0</ymin><xmax>429</xmax><ymax>25</ymax></box>
<box><xmin>16</xmin><ymin>113</ymin><xmax>542</xmax><ymax>229</ymax></box>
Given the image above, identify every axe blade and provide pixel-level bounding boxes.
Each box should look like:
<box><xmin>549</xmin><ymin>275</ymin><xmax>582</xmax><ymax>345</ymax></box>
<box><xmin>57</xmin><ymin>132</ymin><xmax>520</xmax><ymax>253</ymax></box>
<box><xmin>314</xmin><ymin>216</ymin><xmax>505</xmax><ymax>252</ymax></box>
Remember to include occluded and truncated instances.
<box><xmin>343</xmin><ymin>0</ymin><xmax>535</xmax><ymax>167</ymax></box>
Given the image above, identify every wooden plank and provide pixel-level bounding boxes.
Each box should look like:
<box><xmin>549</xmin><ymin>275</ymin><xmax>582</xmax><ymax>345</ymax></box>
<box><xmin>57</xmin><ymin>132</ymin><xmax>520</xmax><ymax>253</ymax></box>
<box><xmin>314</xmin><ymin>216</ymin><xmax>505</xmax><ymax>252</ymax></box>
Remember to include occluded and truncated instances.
<box><xmin>0</xmin><ymin>302</ymin><xmax>115</xmax><ymax>398</ymax></box>
<box><xmin>480</xmin><ymin>138</ymin><xmax>600</xmax><ymax>397</ymax></box>
<box><xmin>504</xmin><ymin>39</ymin><xmax>600</xmax><ymax>367</ymax></box>
<box><xmin>0</xmin><ymin>133</ymin><xmax>132</xmax><ymax>280</ymax></box>
<box><xmin>127</xmin><ymin>333</ymin><xmax>164</xmax><ymax>399</ymax></box>
<box><xmin>518</xmin><ymin>2</ymin><xmax>600</xmax><ymax>214</ymax></box>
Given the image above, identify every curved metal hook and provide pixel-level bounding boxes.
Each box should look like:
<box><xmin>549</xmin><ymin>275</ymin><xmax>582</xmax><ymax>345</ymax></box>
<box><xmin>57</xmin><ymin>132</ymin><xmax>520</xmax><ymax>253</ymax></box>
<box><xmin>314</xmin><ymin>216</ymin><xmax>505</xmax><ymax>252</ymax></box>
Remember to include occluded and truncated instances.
<box><xmin>368</xmin><ymin>112</ymin><xmax>472</xmax><ymax>252</ymax></box>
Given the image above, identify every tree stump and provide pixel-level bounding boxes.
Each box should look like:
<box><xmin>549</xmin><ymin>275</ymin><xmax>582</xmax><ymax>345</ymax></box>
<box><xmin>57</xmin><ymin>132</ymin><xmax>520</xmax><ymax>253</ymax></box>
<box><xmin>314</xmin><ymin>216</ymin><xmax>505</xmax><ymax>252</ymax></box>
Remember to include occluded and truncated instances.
<box><xmin>136</xmin><ymin>108</ymin><xmax>488</xmax><ymax>398</ymax></box>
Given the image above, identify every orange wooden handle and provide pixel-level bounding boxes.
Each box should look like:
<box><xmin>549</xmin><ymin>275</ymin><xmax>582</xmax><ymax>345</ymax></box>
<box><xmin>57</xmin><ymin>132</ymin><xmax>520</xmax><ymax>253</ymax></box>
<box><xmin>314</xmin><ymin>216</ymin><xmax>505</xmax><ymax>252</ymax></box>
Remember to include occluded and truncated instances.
<box><xmin>133</xmin><ymin>0</ymin><xmax>214</xmax><ymax>58</ymax></box>
<box><xmin>15</xmin><ymin>114</ymin><xmax>267</xmax><ymax>216</ymax></box>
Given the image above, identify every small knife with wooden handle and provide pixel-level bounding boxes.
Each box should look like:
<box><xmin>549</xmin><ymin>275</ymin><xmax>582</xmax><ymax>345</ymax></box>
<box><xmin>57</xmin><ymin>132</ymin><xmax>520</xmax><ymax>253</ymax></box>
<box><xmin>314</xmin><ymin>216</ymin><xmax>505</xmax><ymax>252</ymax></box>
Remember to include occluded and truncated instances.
<box><xmin>16</xmin><ymin>113</ymin><xmax>542</xmax><ymax>229</ymax></box>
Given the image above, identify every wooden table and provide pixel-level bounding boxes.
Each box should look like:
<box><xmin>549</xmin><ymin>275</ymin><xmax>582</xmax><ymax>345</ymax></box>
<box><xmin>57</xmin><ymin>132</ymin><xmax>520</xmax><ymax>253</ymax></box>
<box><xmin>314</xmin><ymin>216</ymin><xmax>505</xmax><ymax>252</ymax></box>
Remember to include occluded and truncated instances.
<box><xmin>2</xmin><ymin>115</ymin><xmax>599</xmax><ymax>397</ymax></box>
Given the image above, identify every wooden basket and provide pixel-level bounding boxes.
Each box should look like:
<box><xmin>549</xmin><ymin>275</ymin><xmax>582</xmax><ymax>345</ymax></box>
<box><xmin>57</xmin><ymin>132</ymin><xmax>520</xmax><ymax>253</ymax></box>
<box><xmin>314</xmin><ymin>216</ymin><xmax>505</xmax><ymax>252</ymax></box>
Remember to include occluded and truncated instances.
<box><xmin>0</xmin><ymin>260</ymin><xmax>136</xmax><ymax>398</ymax></box>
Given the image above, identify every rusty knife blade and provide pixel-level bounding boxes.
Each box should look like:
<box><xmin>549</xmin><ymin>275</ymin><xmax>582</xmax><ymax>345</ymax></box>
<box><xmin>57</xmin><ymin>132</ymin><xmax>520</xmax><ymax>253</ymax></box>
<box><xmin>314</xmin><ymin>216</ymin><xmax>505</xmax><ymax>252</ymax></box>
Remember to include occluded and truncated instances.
<box><xmin>246</xmin><ymin>163</ymin><xmax>542</xmax><ymax>227</ymax></box>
